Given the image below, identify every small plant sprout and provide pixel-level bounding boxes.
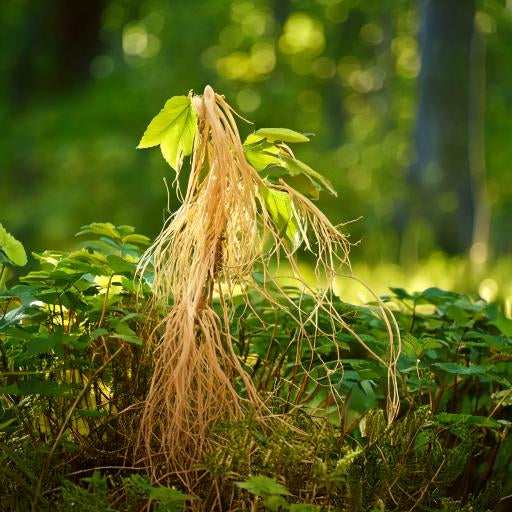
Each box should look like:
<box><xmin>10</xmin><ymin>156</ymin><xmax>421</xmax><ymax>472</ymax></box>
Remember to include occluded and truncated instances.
<box><xmin>136</xmin><ymin>86</ymin><xmax>401</xmax><ymax>488</ymax></box>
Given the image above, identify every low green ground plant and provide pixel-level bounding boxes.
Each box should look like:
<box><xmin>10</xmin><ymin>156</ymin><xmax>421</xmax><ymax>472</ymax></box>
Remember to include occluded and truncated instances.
<box><xmin>1</xmin><ymin>224</ymin><xmax>511</xmax><ymax>511</ymax></box>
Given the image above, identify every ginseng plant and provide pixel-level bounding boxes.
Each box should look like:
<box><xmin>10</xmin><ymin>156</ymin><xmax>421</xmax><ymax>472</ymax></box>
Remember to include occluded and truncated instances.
<box><xmin>136</xmin><ymin>86</ymin><xmax>400</xmax><ymax>490</ymax></box>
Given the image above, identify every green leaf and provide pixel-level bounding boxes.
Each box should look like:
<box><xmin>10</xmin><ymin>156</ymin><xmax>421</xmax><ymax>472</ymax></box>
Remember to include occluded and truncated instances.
<box><xmin>252</xmin><ymin>272</ymin><xmax>265</xmax><ymax>285</ymax></box>
<box><xmin>279</xmin><ymin>155</ymin><xmax>337</xmax><ymax>197</ymax></box>
<box><xmin>243</xmin><ymin>135</ymin><xmax>282</xmax><ymax>171</ymax></box>
<box><xmin>416</xmin><ymin>287</ymin><xmax>459</xmax><ymax>304</ymax></box>
<box><xmin>260</xmin><ymin>186</ymin><xmax>300</xmax><ymax>247</ymax></box>
<box><xmin>360</xmin><ymin>379</ymin><xmax>376</xmax><ymax>396</ymax></box>
<box><xmin>0</xmin><ymin>384</ymin><xmax>21</xmax><ymax>395</ymax></box>
<box><xmin>444</xmin><ymin>304</ymin><xmax>470</xmax><ymax>325</ymax></box>
<box><xmin>148</xmin><ymin>486</ymin><xmax>193</xmax><ymax>510</ymax></box>
<box><xmin>254</xmin><ymin>127</ymin><xmax>310</xmax><ymax>143</ymax></box>
<box><xmin>0</xmin><ymin>380</ymin><xmax>75</xmax><ymax>397</ymax></box>
<box><xmin>435</xmin><ymin>412</ymin><xmax>503</xmax><ymax>429</ymax></box>
<box><xmin>138</xmin><ymin>95</ymin><xmax>197</xmax><ymax>171</ymax></box>
<box><xmin>0</xmin><ymin>417</ymin><xmax>17</xmax><ymax>431</ymax></box>
<box><xmin>23</xmin><ymin>332</ymin><xmax>65</xmax><ymax>357</ymax></box>
<box><xmin>106</xmin><ymin>254</ymin><xmax>135</xmax><ymax>275</ymax></box>
<box><xmin>89</xmin><ymin>328</ymin><xmax>109</xmax><ymax>341</ymax></box>
<box><xmin>75</xmin><ymin>409</ymin><xmax>109</xmax><ymax>418</ymax></box>
<box><xmin>289</xmin><ymin>505</ymin><xmax>321</xmax><ymax>512</ymax></box>
<box><xmin>264</xmin><ymin>495</ymin><xmax>289</xmax><ymax>511</ymax></box>
<box><xmin>121</xmin><ymin>234</ymin><xmax>151</xmax><ymax>246</ymax></box>
<box><xmin>389</xmin><ymin>287</ymin><xmax>414</xmax><ymax>301</ymax></box>
<box><xmin>236</xmin><ymin>475</ymin><xmax>291</xmax><ymax>497</ymax></box>
<box><xmin>487</xmin><ymin>303</ymin><xmax>512</xmax><ymax>336</ymax></box>
<box><xmin>76</xmin><ymin>222</ymin><xmax>120</xmax><ymax>240</ymax></box>
<box><xmin>110</xmin><ymin>333</ymin><xmax>143</xmax><ymax>346</ymax></box>
<box><xmin>282</xmin><ymin>173</ymin><xmax>320</xmax><ymax>200</ymax></box>
<box><xmin>0</xmin><ymin>306</ymin><xmax>28</xmax><ymax>330</ymax></box>
<box><xmin>0</xmin><ymin>223</ymin><xmax>27</xmax><ymax>266</ymax></box>
<box><xmin>433</xmin><ymin>362</ymin><xmax>489</xmax><ymax>376</ymax></box>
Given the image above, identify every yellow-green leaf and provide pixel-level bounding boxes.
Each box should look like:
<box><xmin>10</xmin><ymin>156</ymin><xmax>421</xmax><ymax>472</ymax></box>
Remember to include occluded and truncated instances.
<box><xmin>255</xmin><ymin>127</ymin><xmax>310</xmax><ymax>143</ymax></box>
<box><xmin>259</xmin><ymin>186</ymin><xmax>301</xmax><ymax>247</ymax></box>
<box><xmin>243</xmin><ymin>134</ymin><xmax>282</xmax><ymax>171</ymax></box>
<box><xmin>0</xmin><ymin>223</ymin><xmax>27</xmax><ymax>266</ymax></box>
<box><xmin>137</xmin><ymin>95</ymin><xmax>197</xmax><ymax>171</ymax></box>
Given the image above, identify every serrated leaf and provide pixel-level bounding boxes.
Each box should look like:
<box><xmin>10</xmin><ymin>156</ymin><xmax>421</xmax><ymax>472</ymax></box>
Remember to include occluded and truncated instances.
<box><xmin>76</xmin><ymin>222</ymin><xmax>120</xmax><ymax>240</ymax></box>
<box><xmin>260</xmin><ymin>186</ymin><xmax>301</xmax><ymax>247</ymax></box>
<box><xmin>138</xmin><ymin>95</ymin><xmax>197</xmax><ymax>172</ymax></box>
<box><xmin>254</xmin><ymin>127</ymin><xmax>310</xmax><ymax>143</ymax></box>
<box><xmin>0</xmin><ymin>223</ymin><xmax>27</xmax><ymax>266</ymax></box>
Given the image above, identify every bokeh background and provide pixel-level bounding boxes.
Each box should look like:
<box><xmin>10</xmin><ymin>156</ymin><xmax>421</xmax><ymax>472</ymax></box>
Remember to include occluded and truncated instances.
<box><xmin>1</xmin><ymin>0</ymin><xmax>511</xmax><ymax>304</ymax></box>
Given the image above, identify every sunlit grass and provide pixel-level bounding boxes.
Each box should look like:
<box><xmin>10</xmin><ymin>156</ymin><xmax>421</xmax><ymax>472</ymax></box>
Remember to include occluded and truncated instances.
<box><xmin>273</xmin><ymin>252</ymin><xmax>512</xmax><ymax>316</ymax></box>
<box><xmin>335</xmin><ymin>253</ymin><xmax>512</xmax><ymax>313</ymax></box>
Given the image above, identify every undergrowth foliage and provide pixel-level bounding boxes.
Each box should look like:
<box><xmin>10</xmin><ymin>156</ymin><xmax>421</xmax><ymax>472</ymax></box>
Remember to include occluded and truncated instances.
<box><xmin>0</xmin><ymin>224</ymin><xmax>511</xmax><ymax>510</ymax></box>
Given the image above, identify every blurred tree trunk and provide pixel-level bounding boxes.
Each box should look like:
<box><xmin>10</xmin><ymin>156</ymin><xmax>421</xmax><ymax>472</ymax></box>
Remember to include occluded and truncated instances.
<box><xmin>469</xmin><ymin>28</ymin><xmax>490</xmax><ymax>266</ymax></box>
<box><xmin>404</xmin><ymin>0</ymin><xmax>477</xmax><ymax>256</ymax></box>
<box><xmin>6</xmin><ymin>0</ymin><xmax>104</xmax><ymax>248</ymax></box>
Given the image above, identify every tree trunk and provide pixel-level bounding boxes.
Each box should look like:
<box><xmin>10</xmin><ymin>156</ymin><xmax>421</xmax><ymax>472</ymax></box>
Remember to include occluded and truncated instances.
<box><xmin>406</xmin><ymin>0</ymin><xmax>477</xmax><ymax>256</ymax></box>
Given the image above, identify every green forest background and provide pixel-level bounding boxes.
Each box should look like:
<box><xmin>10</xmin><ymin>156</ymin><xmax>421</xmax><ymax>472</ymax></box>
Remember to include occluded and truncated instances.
<box><xmin>1</xmin><ymin>0</ymin><xmax>511</xmax><ymax>304</ymax></box>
